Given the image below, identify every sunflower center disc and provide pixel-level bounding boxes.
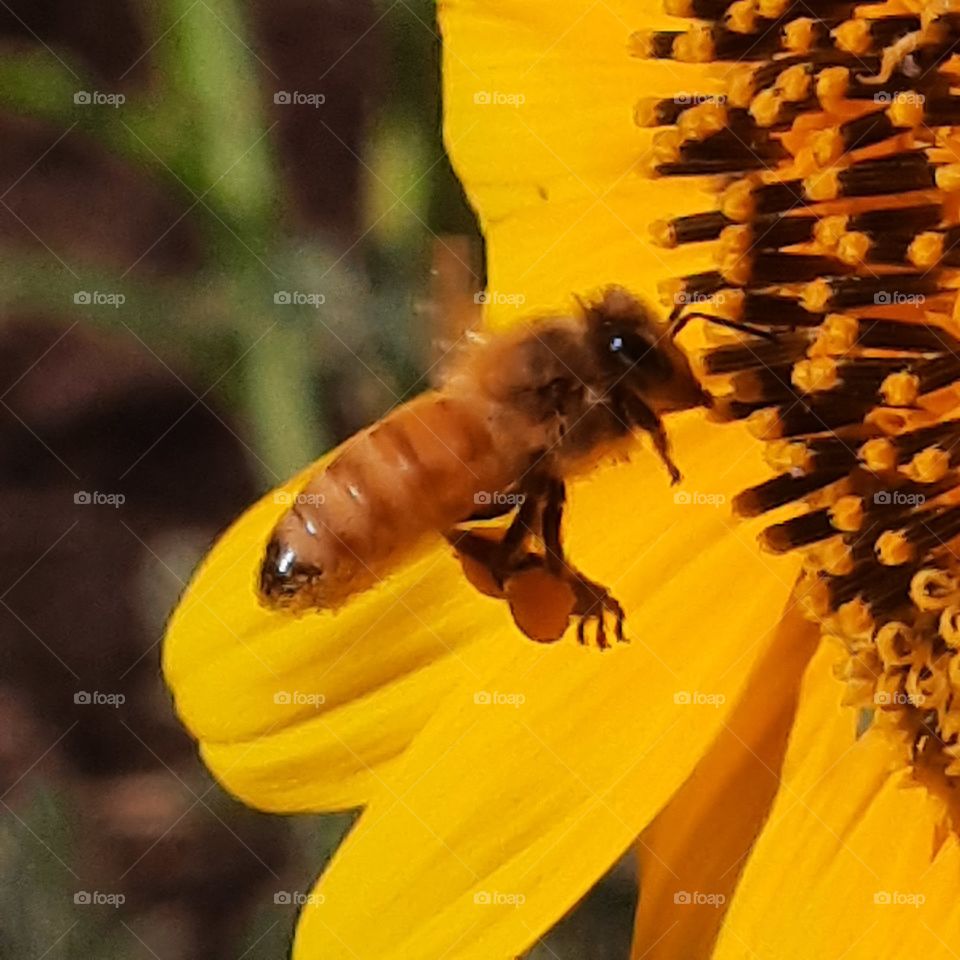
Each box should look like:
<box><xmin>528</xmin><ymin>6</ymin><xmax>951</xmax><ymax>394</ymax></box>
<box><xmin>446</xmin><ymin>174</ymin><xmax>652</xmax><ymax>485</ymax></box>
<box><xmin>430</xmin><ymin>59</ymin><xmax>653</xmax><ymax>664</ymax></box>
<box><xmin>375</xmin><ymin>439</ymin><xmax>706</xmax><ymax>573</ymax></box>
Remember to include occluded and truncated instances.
<box><xmin>636</xmin><ymin>0</ymin><xmax>960</xmax><ymax>800</ymax></box>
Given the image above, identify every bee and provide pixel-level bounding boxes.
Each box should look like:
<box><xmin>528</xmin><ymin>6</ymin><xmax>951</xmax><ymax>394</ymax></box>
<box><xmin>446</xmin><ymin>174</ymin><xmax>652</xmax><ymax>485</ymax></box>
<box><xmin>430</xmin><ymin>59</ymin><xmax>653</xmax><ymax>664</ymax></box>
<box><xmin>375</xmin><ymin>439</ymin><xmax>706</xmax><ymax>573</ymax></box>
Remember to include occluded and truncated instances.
<box><xmin>259</xmin><ymin>287</ymin><xmax>712</xmax><ymax>647</ymax></box>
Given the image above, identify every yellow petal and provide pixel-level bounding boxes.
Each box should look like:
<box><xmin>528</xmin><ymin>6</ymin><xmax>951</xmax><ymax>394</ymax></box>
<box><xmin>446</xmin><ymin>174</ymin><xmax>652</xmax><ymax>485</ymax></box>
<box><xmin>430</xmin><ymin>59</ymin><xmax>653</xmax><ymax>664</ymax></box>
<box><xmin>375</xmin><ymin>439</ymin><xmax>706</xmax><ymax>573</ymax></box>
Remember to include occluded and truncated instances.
<box><xmin>631</xmin><ymin>600</ymin><xmax>821</xmax><ymax>959</ymax></box>
<box><xmin>713</xmin><ymin>640</ymin><xmax>960</xmax><ymax>959</ymax></box>
<box><xmin>291</xmin><ymin>412</ymin><xmax>799</xmax><ymax>960</ymax></box>
<box><xmin>441</xmin><ymin>0</ymin><xmax>729</xmax><ymax>324</ymax></box>
<box><xmin>168</xmin><ymin>0</ymin><xmax>743</xmax><ymax>819</ymax></box>
<box><xmin>163</xmin><ymin>466</ymin><xmax>509</xmax><ymax>812</ymax></box>
<box><xmin>166</xmin><ymin>0</ymin><xmax>743</xmax><ymax>817</ymax></box>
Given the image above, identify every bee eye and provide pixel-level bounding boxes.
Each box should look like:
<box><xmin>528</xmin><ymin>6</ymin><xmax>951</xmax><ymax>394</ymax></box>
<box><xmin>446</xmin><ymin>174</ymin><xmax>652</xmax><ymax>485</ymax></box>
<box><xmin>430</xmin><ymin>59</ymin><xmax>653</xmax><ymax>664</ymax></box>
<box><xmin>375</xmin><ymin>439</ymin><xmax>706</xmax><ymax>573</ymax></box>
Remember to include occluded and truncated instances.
<box><xmin>608</xmin><ymin>331</ymin><xmax>653</xmax><ymax>364</ymax></box>
<box><xmin>607</xmin><ymin>329</ymin><xmax>672</xmax><ymax>380</ymax></box>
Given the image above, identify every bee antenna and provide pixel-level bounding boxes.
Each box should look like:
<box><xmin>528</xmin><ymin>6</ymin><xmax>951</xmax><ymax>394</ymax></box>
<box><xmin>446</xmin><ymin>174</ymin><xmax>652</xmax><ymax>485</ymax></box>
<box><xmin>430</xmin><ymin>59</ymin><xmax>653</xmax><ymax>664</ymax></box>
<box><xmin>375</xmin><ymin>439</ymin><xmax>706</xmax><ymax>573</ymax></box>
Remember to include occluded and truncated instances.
<box><xmin>671</xmin><ymin>311</ymin><xmax>779</xmax><ymax>343</ymax></box>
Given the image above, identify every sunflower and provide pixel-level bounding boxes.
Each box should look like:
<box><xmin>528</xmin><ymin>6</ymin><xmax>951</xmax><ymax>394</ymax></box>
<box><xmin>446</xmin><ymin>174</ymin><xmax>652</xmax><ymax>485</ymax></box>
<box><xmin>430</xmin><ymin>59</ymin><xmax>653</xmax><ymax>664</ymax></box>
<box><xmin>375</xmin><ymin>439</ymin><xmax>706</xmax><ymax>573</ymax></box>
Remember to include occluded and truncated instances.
<box><xmin>165</xmin><ymin>0</ymin><xmax>960</xmax><ymax>956</ymax></box>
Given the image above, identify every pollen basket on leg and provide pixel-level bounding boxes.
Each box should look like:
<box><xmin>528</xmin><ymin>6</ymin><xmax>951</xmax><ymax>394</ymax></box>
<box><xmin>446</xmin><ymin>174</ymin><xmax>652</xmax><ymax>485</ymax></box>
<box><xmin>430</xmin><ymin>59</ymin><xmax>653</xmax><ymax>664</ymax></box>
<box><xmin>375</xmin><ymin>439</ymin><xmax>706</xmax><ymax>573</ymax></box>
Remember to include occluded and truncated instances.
<box><xmin>637</xmin><ymin>0</ymin><xmax>960</xmax><ymax>800</ymax></box>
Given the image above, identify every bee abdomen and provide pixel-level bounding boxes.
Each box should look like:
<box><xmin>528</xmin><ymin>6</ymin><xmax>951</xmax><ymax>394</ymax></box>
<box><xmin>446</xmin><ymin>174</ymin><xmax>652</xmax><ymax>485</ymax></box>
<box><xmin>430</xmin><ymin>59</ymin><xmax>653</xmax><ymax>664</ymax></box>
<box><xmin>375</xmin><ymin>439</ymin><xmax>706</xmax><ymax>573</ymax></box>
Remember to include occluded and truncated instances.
<box><xmin>261</xmin><ymin>392</ymin><xmax>506</xmax><ymax>609</ymax></box>
<box><xmin>325</xmin><ymin>394</ymin><xmax>500</xmax><ymax>545</ymax></box>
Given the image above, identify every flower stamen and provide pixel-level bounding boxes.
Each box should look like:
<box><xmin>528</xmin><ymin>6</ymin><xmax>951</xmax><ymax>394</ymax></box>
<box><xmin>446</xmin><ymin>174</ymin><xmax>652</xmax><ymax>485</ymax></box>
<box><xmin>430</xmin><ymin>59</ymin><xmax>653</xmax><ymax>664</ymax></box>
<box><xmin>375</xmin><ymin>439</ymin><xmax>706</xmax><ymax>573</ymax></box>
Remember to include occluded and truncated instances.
<box><xmin>638</xmin><ymin>0</ymin><xmax>960</xmax><ymax>800</ymax></box>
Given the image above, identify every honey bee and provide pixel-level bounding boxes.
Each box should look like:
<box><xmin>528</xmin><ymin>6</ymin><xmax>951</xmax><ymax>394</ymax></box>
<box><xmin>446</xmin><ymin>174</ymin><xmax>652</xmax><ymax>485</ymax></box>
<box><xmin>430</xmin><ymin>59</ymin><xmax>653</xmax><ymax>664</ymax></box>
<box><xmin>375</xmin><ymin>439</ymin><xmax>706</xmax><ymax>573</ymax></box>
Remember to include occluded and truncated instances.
<box><xmin>259</xmin><ymin>287</ymin><xmax>711</xmax><ymax>647</ymax></box>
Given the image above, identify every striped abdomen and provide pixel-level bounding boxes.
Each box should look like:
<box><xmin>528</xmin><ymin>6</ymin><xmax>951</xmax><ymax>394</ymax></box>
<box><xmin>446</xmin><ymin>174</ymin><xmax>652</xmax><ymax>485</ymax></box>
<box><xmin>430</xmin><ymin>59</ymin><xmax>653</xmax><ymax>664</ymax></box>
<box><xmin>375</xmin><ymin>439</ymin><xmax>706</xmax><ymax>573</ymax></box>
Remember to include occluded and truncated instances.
<box><xmin>259</xmin><ymin>391</ymin><xmax>523</xmax><ymax>610</ymax></box>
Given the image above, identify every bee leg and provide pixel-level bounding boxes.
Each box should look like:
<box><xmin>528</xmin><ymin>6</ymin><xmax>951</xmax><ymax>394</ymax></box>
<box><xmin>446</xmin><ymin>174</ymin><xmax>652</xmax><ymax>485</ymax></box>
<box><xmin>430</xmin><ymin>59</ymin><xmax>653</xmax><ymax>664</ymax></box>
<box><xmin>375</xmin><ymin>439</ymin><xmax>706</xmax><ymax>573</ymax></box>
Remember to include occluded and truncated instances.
<box><xmin>445</xmin><ymin>521</ymin><xmax>549</xmax><ymax>596</ymax></box>
<box><xmin>539</xmin><ymin>477</ymin><xmax>627</xmax><ymax>648</ymax></box>
<box><xmin>451</xmin><ymin>472</ymin><xmax>627</xmax><ymax>648</ymax></box>
<box><xmin>620</xmin><ymin>394</ymin><xmax>682</xmax><ymax>485</ymax></box>
<box><xmin>540</xmin><ymin>476</ymin><xmax>567</xmax><ymax>572</ymax></box>
<box><xmin>652</xmin><ymin>425</ymin><xmax>682</xmax><ymax>486</ymax></box>
<box><xmin>449</xmin><ymin>469</ymin><xmax>552</xmax><ymax>580</ymax></box>
<box><xmin>446</xmin><ymin>529</ymin><xmax>501</xmax><ymax>583</ymax></box>
<box><xmin>445</xmin><ymin>528</ymin><xmax>521</xmax><ymax>596</ymax></box>
<box><xmin>565</xmin><ymin>572</ymin><xmax>625</xmax><ymax>650</ymax></box>
<box><xmin>500</xmin><ymin>474</ymin><xmax>548</xmax><ymax>560</ymax></box>
<box><xmin>447</xmin><ymin>468</ymin><xmax>556</xmax><ymax>594</ymax></box>
<box><xmin>448</xmin><ymin>527</ymin><xmax>583</xmax><ymax>645</ymax></box>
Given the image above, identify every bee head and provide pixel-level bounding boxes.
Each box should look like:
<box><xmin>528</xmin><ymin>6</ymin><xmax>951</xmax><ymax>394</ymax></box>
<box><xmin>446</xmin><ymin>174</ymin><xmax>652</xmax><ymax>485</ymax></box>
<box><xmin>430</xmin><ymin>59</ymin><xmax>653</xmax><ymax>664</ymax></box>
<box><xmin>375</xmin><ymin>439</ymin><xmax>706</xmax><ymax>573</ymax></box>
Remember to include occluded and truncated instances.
<box><xmin>582</xmin><ymin>286</ymin><xmax>711</xmax><ymax>414</ymax></box>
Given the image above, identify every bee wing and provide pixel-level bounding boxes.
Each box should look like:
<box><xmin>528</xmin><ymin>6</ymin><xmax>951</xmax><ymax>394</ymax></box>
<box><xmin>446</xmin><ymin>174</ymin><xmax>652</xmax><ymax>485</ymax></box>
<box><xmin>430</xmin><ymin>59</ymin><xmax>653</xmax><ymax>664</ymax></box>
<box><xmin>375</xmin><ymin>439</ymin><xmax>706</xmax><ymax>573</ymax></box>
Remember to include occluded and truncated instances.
<box><xmin>424</xmin><ymin>235</ymin><xmax>484</xmax><ymax>387</ymax></box>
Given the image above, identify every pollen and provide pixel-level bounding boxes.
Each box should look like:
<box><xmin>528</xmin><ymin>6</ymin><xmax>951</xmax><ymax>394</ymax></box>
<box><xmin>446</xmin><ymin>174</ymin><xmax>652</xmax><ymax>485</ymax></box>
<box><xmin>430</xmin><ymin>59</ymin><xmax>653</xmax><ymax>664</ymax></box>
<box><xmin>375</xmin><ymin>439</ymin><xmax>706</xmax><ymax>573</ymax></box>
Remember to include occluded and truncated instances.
<box><xmin>636</xmin><ymin>0</ymin><xmax>960</xmax><ymax>798</ymax></box>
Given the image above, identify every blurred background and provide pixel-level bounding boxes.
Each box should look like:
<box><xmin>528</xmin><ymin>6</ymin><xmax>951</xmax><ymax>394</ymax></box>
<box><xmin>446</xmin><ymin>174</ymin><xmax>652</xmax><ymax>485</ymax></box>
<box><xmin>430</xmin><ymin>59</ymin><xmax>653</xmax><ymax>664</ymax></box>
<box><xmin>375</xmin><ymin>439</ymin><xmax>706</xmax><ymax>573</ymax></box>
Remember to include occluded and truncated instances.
<box><xmin>0</xmin><ymin>1</ymin><xmax>636</xmax><ymax>956</ymax></box>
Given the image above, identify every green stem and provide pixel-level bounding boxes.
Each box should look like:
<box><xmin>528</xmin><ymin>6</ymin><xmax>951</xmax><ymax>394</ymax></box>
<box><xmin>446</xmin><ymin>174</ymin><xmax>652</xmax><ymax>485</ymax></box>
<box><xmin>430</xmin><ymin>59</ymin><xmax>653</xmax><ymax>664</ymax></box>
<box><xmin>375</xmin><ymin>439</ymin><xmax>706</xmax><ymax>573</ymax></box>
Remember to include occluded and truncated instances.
<box><xmin>242</xmin><ymin>320</ymin><xmax>331</xmax><ymax>480</ymax></box>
